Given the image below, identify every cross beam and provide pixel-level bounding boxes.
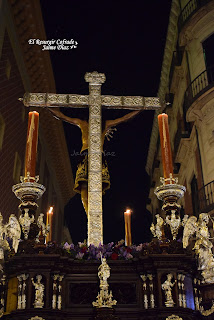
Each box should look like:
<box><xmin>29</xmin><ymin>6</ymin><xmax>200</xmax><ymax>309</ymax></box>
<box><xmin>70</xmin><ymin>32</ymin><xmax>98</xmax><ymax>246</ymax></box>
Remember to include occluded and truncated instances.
<box><xmin>23</xmin><ymin>93</ymin><xmax>160</xmax><ymax>110</ymax></box>
<box><xmin>22</xmin><ymin>71</ymin><xmax>161</xmax><ymax>246</ymax></box>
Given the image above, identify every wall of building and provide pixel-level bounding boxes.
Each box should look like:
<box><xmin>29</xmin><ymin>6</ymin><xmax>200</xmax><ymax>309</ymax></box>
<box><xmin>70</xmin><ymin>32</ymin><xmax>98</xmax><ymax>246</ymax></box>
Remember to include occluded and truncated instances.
<box><xmin>0</xmin><ymin>0</ymin><xmax>74</xmax><ymax>242</ymax></box>
<box><xmin>146</xmin><ymin>0</ymin><xmax>214</xmax><ymax>218</ymax></box>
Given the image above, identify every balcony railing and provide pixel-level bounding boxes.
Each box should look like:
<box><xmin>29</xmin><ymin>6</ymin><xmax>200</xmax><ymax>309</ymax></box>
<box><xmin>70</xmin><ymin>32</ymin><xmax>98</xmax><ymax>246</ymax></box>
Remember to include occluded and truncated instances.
<box><xmin>178</xmin><ymin>0</ymin><xmax>211</xmax><ymax>31</ymax></box>
<box><xmin>184</xmin><ymin>65</ymin><xmax>214</xmax><ymax>114</ymax></box>
<box><xmin>198</xmin><ymin>180</ymin><xmax>214</xmax><ymax>213</ymax></box>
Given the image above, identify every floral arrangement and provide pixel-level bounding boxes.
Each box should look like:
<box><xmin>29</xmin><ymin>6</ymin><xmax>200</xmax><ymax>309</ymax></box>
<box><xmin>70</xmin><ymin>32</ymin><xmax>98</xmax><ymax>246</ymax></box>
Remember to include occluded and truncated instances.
<box><xmin>62</xmin><ymin>240</ymin><xmax>149</xmax><ymax>261</ymax></box>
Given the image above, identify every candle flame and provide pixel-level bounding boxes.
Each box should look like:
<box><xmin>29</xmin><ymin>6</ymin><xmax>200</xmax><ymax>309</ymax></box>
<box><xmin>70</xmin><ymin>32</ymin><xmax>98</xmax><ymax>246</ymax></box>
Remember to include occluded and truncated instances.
<box><xmin>125</xmin><ymin>209</ymin><xmax>131</xmax><ymax>214</ymax></box>
<box><xmin>48</xmin><ymin>206</ymin><xmax>53</xmax><ymax>214</ymax></box>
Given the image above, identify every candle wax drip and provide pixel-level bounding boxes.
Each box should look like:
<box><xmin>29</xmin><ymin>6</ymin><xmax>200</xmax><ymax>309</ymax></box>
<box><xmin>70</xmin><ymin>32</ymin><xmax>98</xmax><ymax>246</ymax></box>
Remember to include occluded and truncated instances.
<box><xmin>27</xmin><ymin>112</ymin><xmax>35</xmax><ymax>163</ymax></box>
<box><xmin>163</xmin><ymin>118</ymin><xmax>167</xmax><ymax>149</ymax></box>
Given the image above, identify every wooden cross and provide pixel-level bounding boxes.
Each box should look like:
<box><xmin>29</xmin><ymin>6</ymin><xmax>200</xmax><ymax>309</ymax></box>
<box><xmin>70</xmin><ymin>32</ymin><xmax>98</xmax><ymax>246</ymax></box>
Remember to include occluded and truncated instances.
<box><xmin>22</xmin><ymin>71</ymin><xmax>161</xmax><ymax>246</ymax></box>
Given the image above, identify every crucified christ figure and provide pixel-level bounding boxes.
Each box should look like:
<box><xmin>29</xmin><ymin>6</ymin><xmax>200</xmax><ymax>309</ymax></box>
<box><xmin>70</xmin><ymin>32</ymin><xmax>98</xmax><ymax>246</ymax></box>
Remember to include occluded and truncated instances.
<box><xmin>48</xmin><ymin>108</ymin><xmax>141</xmax><ymax>217</ymax></box>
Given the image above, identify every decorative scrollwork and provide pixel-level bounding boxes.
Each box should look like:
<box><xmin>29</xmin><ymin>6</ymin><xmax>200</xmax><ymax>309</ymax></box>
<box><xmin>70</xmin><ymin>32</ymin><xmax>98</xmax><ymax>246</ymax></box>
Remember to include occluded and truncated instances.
<box><xmin>85</xmin><ymin>71</ymin><xmax>106</xmax><ymax>85</ymax></box>
<box><xmin>200</xmin><ymin>302</ymin><xmax>214</xmax><ymax>316</ymax></box>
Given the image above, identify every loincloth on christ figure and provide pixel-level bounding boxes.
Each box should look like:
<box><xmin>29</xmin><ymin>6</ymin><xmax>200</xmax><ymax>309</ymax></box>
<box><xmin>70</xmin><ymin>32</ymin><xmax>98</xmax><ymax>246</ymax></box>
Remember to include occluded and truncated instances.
<box><xmin>73</xmin><ymin>150</ymin><xmax>110</xmax><ymax>194</ymax></box>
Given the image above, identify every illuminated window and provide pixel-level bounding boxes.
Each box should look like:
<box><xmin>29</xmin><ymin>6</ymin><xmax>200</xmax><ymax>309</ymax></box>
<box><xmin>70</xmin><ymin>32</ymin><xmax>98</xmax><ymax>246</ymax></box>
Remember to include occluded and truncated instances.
<box><xmin>0</xmin><ymin>113</ymin><xmax>5</xmax><ymax>150</ymax></box>
<box><xmin>5</xmin><ymin>59</ymin><xmax>11</xmax><ymax>79</ymax></box>
<box><xmin>13</xmin><ymin>152</ymin><xmax>21</xmax><ymax>183</ymax></box>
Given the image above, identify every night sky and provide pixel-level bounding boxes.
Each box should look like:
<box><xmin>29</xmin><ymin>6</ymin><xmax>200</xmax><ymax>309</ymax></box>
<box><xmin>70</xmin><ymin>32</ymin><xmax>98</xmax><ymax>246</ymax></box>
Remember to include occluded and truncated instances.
<box><xmin>40</xmin><ymin>1</ymin><xmax>172</xmax><ymax>244</ymax></box>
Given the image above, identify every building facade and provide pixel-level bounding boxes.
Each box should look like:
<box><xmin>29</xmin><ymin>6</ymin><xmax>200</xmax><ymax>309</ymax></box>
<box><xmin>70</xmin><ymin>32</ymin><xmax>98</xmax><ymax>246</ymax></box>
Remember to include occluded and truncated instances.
<box><xmin>146</xmin><ymin>0</ymin><xmax>214</xmax><ymax>219</ymax></box>
<box><xmin>0</xmin><ymin>0</ymin><xmax>75</xmax><ymax>242</ymax></box>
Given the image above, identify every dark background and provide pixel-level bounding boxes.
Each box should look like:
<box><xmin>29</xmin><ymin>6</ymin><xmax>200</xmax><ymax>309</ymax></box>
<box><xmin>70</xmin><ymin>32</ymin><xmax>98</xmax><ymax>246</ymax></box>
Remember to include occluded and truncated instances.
<box><xmin>40</xmin><ymin>0</ymin><xmax>172</xmax><ymax>244</ymax></box>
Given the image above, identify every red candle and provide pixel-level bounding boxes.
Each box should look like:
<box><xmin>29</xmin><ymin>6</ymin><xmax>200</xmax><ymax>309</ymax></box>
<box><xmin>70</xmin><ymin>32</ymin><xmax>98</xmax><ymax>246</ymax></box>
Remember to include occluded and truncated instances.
<box><xmin>158</xmin><ymin>113</ymin><xmax>174</xmax><ymax>183</ymax></box>
<box><xmin>46</xmin><ymin>206</ymin><xmax>53</xmax><ymax>242</ymax></box>
<box><xmin>24</xmin><ymin>111</ymin><xmax>39</xmax><ymax>180</ymax></box>
<box><xmin>124</xmin><ymin>209</ymin><xmax>132</xmax><ymax>246</ymax></box>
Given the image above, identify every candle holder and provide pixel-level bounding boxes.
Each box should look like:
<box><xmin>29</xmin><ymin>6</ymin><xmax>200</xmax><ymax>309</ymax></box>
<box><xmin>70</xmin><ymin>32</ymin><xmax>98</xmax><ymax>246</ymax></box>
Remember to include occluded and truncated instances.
<box><xmin>12</xmin><ymin>175</ymin><xmax>46</xmax><ymax>241</ymax></box>
<box><xmin>151</xmin><ymin>175</ymin><xmax>186</xmax><ymax>243</ymax></box>
<box><xmin>12</xmin><ymin>175</ymin><xmax>46</xmax><ymax>211</ymax></box>
<box><xmin>155</xmin><ymin>174</ymin><xmax>186</xmax><ymax>212</ymax></box>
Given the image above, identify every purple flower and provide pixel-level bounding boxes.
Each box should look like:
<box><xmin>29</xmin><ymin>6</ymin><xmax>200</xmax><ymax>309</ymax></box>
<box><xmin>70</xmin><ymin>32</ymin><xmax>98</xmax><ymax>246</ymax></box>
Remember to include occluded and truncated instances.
<box><xmin>63</xmin><ymin>242</ymin><xmax>71</xmax><ymax>250</ymax></box>
<box><xmin>126</xmin><ymin>253</ymin><xmax>133</xmax><ymax>260</ymax></box>
<box><xmin>136</xmin><ymin>244</ymin><xmax>143</xmax><ymax>251</ymax></box>
<box><xmin>78</xmin><ymin>241</ymin><xmax>85</xmax><ymax>247</ymax></box>
<box><xmin>76</xmin><ymin>252</ymin><xmax>84</xmax><ymax>259</ymax></box>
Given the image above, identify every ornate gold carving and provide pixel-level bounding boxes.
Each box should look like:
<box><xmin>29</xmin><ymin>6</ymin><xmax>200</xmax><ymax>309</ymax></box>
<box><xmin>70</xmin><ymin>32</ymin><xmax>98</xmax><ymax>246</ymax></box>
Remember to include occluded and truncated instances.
<box><xmin>17</xmin><ymin>274</ymin><xmax>28</xmax><ymax>309</ymax></box>
<box><xmin>166</xmin><ymin>315</ymin><xmax>183</xmax><ymax>320</ymax></box>
<box><xmin>90</xmin><ymin>118</ymin><xmax>101</xmax><ymax>133</ymax></box>
<box><xmin>102</xmin><ymin>96</ymin><xmax>122</xmax><ymax>106</ymax></box>
<box><xmin>150</xmin><ymin>214</ymin><xmax>164</xmax><ymax>240</ymax></box>
<box><xmin>89</xmin><ymin>154</ymin><xmax>102</xmax><ymax>171</ymax></box>
<box><xmin>12</xmin><ymin>181</ymin><xmax>46</xmax><ymax>201</ymax></box>
<box><xmin>140</xmin><ymin>275</ymin><xmax>148</xmax><ymax>309</ymax></box>
<box><xmin>93</xmin><ymin>257</ymin><xmax>117</xmax><ymax>308</ymax></box>
<box><xmin>165</xmin><ymin>210</ymin><xmax>181</xmax><ymax>240</ymax></box>
<box><xmin>69</xmin><ymin>94</ymin><xmax>88</xmax><ymax>105</ymax></box>
<box><xmin>200</xmin><ymin>302</ymin><xmax>214</xmax><ymax>316</ymax></box>
<box><xmin>101</xmin><ymin>95</ymin><xmax>161</xmax><ymax>109</ymax></box>
<box><xmin>37</xmin><ymin>214</ymin><xmax>49</xmax><ymax>239</ymax></box>
<box><xmin>155</xmin><ymin>180</ymin><xmax>186</xmax><ymax>202</ymax></box>
<box><xmin>144</xmin><ymin>97</ymin><xmax>160</xmax><ymax>108</ymax></box>
<box><xmin>5</xmin><ymin>214</ymin><xmax>21</xmax><ymax>252</ymax></box>
<box><xmin>123</xmin><ymin>96</ymin><xmax>144</xmax><ymax>106</ymax></box>
<box><xmin>22</xmin><ymin>93</ymin><xmax>161</xmax><ymax>110</ymax></box>
<box><xmin>31</xmin><ymin>275</ymin><xmax>45</xmax><ymax>308</ymax></box>
<box><xmin>86</xmin><ymin>72</ymin><xmax>105</xmax><ymax>246</ymax></box>
<box><xmin>183</xmin><ymin>213</ymin><xmax>214</xmax><ymax>283</ymax></box>
<box><xmin>19</xmin><ymin>209</ymin><xmax>34</xmax><ymax>240</ymax></box>
<box><xmin>85</xmin><ymin>71</ymin><xmax>106</xmax><ymax>85</ymax></box>
<box><xmin>28</xmin><ymin>317</ymin><xmax>45</xmax><ymax>320</ymax></box>
<box><xmin>162</xmin><ymin>274</ymin><xmax>175</xmax><ymax>307</ymax></box>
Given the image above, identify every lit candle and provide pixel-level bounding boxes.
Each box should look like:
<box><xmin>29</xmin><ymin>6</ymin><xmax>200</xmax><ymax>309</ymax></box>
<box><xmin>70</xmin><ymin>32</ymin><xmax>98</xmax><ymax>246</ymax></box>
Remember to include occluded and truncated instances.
<box><xmin>124</xmin><ymin>209</ymin><xmax>132</xmax><ymax>246</ymax></box>
<box><xmin>158</xmin><ymin>113</ymin><xmax>174</xmax><ymax>183</ymax></box>
<box><xmin>46</xmin><ymin>206</ymin><xmax>53</xmax><ymax>243</ymax></box>
<box><xmin>24</xmin><ymin>111</ymin><xmax>39</xmax><ymax>180</ymax></box>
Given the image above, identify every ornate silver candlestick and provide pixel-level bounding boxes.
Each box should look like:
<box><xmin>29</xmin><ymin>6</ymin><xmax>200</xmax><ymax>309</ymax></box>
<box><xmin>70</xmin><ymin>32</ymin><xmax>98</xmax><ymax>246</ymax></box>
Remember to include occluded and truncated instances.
<box><xmin>154</xmin><ymin>175</ymin><xmax>186</xmax><ymax>212</ymax></box>
<box><xmin>151</xmin><ymin>174</ymin><xmax>186</xmax><ymax>242</ymax></box>
<box><xmin>12</xmin><ymin>175</ymin><xmax>45</xmax><ymax>211</ymax></box>
<box><xmin>12</xmin><ymin>175</ymin><xmax>46</xmax><ymax>241</ymax></box>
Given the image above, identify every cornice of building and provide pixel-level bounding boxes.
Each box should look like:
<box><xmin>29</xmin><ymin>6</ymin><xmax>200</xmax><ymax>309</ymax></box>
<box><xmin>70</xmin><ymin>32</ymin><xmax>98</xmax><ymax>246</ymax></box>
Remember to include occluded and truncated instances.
<box><xmin>8</xmin><ymin>0</ymin><xmax>55</xmax><ymax>92</ymax></box>
<box><xmin>145</xmin><ymin>0</ymin><xmax>180</xmax><ymax>176</ymax></box>
<box><xmin>7</xmin><ymin>0</ymin><xmax>74</xmax><ymax>205</ymax></box>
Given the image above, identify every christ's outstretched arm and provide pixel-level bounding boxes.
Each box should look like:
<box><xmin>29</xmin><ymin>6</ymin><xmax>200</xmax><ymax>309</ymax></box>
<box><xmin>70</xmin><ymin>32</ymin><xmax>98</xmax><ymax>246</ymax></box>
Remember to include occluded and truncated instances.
<box><xmin>105</xmin><ymin>110</ymin><xmax>141</xmax><ymax>129</ymax></box>
<box><xmin>47</xmin><ymin>108</ymin><xmax>83</xmax><ymax>127</ymax></box>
